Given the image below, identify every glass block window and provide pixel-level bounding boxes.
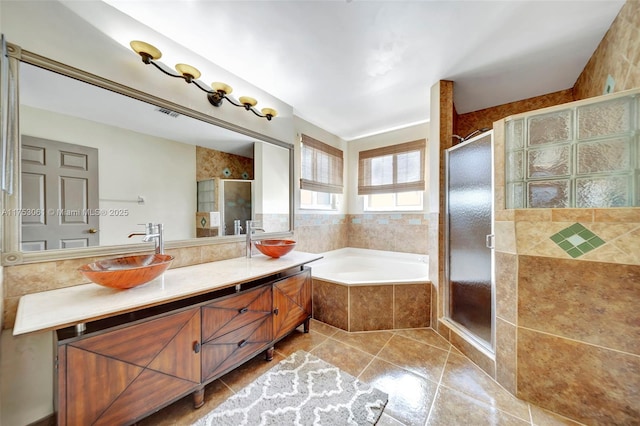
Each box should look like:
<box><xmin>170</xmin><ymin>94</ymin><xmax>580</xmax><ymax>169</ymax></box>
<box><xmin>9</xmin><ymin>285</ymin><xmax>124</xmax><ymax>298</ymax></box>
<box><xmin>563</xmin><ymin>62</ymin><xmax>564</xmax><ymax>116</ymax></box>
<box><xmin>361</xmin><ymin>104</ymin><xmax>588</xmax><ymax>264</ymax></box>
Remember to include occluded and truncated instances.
<box><xmin>505</xmin><ymin>93</ymin><xmax>639</xmax><ymax>208</ymax></box>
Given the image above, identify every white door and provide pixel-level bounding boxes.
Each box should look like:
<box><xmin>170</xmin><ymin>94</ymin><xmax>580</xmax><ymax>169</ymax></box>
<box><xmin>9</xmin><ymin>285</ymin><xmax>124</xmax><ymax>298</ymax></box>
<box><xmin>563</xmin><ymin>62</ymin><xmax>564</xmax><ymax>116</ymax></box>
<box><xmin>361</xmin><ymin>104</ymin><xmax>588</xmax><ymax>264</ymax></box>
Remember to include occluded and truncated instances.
<box><xmin>21</xmin><ymin>136</ymin><xmax>99</xmax><ymax>250</ymax></box>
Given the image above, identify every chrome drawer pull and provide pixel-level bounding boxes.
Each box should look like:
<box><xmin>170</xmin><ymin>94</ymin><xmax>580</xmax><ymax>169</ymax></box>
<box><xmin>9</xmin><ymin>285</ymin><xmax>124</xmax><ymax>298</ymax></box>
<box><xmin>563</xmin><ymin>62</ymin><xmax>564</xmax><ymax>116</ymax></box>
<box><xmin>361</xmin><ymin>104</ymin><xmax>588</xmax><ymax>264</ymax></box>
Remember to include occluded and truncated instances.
<box><xmin>238</xmin><ymin>339</ymin><xmax>248</xmax><ymax>348</ymax></box>
<box><xmin>238</xmin><ymin>307</ymin><xmax>248</xmax><ymax>314</ymax></box>
<box><xmin>193</xmin><ymin>341</ymin><xmax>201</xmax><ymax>354</ymax></box>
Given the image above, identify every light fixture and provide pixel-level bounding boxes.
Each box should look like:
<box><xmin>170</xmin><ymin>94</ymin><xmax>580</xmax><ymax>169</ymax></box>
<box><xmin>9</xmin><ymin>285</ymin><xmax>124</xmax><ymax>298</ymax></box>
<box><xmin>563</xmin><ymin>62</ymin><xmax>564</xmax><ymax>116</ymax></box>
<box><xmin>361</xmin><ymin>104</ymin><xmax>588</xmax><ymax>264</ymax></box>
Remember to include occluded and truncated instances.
<box><xmin>129</xmin><ymin>40</ymin><xmax>278</xmax><ymax>120</ymax></box>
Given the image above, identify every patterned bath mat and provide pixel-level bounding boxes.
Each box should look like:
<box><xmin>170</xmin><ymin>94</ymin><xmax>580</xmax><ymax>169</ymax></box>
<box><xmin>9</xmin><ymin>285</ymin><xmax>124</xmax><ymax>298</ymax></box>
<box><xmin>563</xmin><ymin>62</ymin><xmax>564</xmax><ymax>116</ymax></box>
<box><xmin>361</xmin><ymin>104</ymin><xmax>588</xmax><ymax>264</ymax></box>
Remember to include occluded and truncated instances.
<box><xmin>192</xmin><ymin>350</ymin><xmax>388</xmax><ymax>426</ymax></box>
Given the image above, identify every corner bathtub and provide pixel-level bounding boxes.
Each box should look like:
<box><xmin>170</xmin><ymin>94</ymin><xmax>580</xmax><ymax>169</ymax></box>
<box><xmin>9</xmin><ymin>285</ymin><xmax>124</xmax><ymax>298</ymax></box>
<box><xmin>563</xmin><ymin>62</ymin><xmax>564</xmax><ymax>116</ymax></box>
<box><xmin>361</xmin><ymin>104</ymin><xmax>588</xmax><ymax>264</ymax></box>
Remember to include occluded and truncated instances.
<box><xmin>307</xmin><ymin>248</ymin><xmax>431</xmax><ymax>332</ymax></box>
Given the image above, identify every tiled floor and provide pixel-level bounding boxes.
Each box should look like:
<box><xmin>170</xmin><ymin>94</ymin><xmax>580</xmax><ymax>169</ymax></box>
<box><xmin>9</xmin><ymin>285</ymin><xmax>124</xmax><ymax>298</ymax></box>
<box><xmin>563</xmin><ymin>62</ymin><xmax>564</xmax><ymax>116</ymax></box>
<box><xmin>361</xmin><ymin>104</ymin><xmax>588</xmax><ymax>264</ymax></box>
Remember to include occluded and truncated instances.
<box><xmin>140</xmin><ymin>320</ymin><xmax>582</xmax><ymax>426</ymax></box>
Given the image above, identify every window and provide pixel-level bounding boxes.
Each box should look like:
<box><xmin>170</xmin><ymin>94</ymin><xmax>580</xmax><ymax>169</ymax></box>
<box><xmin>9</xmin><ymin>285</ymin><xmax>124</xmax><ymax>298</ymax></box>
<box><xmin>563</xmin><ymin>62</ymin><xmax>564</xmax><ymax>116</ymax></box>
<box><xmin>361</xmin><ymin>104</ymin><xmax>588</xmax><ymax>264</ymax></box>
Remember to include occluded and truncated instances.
<box><xmin>358</xmin><ymin>139</ymin><xmax>426</xmax><ymax>211</ymax></box>
<box><xmin>300</xmin><ymin>134</ymin><xmax>343</xmax><ymax>210</ymax></box>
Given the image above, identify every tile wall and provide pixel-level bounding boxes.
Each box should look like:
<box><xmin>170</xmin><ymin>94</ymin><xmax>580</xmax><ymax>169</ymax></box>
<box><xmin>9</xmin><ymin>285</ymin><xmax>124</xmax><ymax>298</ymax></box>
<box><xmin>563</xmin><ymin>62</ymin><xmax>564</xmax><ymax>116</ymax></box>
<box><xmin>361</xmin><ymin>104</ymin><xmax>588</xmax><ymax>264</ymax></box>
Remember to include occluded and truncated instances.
<box><xmin>455</xmin><ymin>89</ymin><xmax>575</xmax><ymax>142</ymax></box>
<box><xmin>574</xmin><ymin>0</ymin><xmax>640</xmax><ymax>101</ymax></box>
<box><xmin>494</xmin><ymin>112</ymin><xmax>640</xmax><ymax>423</ymax></box>
<box><xmin>432</xmin><ymin>2</ymin><xmax>640</xmax><ymax>422</ymax></box>
<box><xmin>312</xmin><ymin>281</ymin><xmax>430</xmax><ymax>332</ymax></box>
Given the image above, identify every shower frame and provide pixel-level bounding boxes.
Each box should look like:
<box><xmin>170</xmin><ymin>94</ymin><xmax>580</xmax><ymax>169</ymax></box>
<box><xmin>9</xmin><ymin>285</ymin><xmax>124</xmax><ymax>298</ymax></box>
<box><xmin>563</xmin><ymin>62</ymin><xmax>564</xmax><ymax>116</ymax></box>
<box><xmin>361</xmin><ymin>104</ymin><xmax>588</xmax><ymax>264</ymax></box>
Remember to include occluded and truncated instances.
<box><xmin>443</xmin><ymin>131</ymin><xmax>496</xmax><ymax>354</ymax></box>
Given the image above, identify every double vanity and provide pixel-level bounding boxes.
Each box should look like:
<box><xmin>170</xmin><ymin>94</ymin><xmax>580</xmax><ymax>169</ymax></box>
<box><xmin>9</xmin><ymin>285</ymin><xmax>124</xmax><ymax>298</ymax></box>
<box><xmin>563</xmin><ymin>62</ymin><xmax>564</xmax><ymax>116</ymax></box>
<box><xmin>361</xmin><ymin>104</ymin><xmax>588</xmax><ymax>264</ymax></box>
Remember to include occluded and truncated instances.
<box><xmin>13</xmin><ymin>251</ymin><xmax>321</xmax><ymax>426</ymax></box>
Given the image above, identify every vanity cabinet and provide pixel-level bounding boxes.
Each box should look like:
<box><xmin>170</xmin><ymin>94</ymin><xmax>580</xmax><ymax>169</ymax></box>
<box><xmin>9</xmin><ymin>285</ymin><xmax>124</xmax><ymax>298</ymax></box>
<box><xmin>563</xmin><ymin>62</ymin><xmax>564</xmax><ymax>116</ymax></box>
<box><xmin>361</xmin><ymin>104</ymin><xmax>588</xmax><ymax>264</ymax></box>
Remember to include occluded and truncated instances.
<box><xmin>201</xmin><ymin>285</ymin><xmax>273</xmax><ymax>381</ymax></box>
<box><xmin>55</xmin><ymin>267</ymin><xmax>312</xmax><ymax>426</ymax></box>
<box><xmin>57</xmin><ymin>307</ymin><xmax>201</xmax><ymax>426</ymax></box>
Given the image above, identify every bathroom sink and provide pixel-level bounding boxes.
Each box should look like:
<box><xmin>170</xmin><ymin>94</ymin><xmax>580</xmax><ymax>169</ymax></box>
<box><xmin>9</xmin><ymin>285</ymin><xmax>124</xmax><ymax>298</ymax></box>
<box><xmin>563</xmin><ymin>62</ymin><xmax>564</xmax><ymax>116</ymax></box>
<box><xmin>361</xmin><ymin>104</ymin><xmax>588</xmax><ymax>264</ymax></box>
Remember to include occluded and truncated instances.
<box><xmin>78</xmin><ymin>254</ymin><xmax>174</xmax><ymax>289</ymax></box>
<box><xmin>254</xmin><ymin>239</ymin><xmax>296</xmax><ymax>258</ymax></box>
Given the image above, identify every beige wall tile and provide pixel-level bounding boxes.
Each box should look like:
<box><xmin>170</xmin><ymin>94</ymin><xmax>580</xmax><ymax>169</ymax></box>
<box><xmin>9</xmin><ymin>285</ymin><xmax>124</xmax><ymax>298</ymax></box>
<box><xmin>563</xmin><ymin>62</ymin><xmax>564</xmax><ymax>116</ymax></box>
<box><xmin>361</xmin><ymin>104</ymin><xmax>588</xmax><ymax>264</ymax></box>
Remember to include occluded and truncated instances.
<box><xmin>393</xmin><ymin>284</ymin><xmax>430</xmax><ymax>329</ymax></box>
<box><xmin>495</xmin><ymin>252</ymin><xmax>518</xmax><ymax>324</ymax></box>
<box><xmin>164</xmin><ymin>246</ymin><xmax>202</xmax><ymax>268</ymax></box>
<box><xmin>518</xmin><ymin>328</ymin><xmax>640</xmax><ymax>424</ymax></box>
<box><xmin>495</xmin><ymin>318</ymin><xmax>517</xmax><ymax>395</ymax></box>
<box><xmin>495</xmin><ymin>221</ymin><xmax>516</xmax><ymax>254</ymax></box>
<box><xmin>349</xmin><ymin>285</ymin><xmax>393</xmax><ymax>331</ymax></box>
<box><xmin>4</xmin><ymin>262</ymin><xmax>59</xmax><ymax>297</ymax></box>
<box><xmin>3</xmin><ymin>297</ymin><xmax>19</xmax><ymax>329</ymax></box>
<box><xmin>550</xmin><ymin>209</ymin><xmax>594</xmax><ymax>223</ymax></box>
<box><xmin>594</xmin><ymin>208</ymin><xmax>640</xmax><ymax>222</ymax></box>
<box><xmin>514</xmin><ymin>209</ymin><xmax>552</xmax><ymax>222</ymax></box>
<box><xmin>519</xmin><ymin>255</ymin><xmax>640</xmax><ymax>355</ymax></box>
<box><xmin>449</xmin><ymin>329</ymin><xmax>496</xmax><ymax>379</ymax></box>
<box><xmin>494</xmin><ymin>209</ymin><xmax>514</xmax><ymax>221</ymax></box>
<box><xmin>311</xmin><ymin>279</ymin><xmax>348</xmax><ymax>331</ymax></box>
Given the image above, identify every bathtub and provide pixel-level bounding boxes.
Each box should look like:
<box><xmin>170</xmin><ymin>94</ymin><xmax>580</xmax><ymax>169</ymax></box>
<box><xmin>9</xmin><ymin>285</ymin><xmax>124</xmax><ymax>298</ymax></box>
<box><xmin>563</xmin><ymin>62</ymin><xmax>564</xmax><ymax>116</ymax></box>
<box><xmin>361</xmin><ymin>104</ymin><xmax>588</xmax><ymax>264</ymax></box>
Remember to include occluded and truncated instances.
<box><xmin>307</xmin><ymin>248</ymin><xmax>431</xmax><ymax>332</ymax></box>
<box><xmin>308</xmin><ymin>248</ymin><xmax>428</xmax><ymax>285</ymax></box>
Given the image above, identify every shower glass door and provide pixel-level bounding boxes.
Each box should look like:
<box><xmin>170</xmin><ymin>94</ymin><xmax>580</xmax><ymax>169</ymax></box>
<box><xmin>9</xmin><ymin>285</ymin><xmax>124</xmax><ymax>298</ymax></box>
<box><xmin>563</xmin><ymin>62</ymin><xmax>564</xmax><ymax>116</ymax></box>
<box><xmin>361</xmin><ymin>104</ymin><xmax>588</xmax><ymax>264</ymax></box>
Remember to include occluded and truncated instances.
<box><xmin>445</xmin><ymin>132</ymin><xmax>494</xmax><ymax>349</ymax></box>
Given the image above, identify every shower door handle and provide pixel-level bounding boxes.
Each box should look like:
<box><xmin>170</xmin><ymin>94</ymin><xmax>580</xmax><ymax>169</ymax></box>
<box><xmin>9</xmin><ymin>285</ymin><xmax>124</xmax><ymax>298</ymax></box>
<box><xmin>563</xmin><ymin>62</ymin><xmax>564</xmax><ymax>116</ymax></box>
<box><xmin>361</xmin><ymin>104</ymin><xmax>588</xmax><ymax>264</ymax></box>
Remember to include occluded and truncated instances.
<box><xmin>485</xmin><ymin>234</ymin><xmax>495</xmax><ymax>249</ymax></box>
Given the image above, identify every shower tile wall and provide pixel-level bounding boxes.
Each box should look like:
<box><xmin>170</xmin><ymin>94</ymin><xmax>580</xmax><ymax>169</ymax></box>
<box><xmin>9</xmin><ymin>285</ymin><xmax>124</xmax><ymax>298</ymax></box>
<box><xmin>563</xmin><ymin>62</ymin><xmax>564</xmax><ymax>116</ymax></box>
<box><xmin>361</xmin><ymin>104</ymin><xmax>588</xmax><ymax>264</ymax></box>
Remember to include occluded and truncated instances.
<box><xmin>573</xmin><ymin>0</ymin><xmax>640</xmax><ymax>101</ymax></box>
<box><xmin>494</xmin><ymin>112</ymin><xmax>640</xmax><ymax>423</ymax></box>
<box><xmin>455</xmin><ymin>89</ymin><xmax>575</xmax><ymax>141</ymax></box>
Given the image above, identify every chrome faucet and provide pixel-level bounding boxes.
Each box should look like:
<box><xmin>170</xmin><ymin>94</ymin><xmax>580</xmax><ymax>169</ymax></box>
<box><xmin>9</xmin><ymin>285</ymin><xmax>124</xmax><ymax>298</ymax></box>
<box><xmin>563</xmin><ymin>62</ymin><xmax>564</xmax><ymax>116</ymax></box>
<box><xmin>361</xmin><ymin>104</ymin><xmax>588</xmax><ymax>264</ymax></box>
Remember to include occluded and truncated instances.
<box><xmin>128</xmin><ymin>222</ymin><xmax>164</xmax><ymax>254</ymax></box>
<box><xmin>246</xmin><ymin>220</ymin><xmax>265</xmax><ymax>258</ymax></box>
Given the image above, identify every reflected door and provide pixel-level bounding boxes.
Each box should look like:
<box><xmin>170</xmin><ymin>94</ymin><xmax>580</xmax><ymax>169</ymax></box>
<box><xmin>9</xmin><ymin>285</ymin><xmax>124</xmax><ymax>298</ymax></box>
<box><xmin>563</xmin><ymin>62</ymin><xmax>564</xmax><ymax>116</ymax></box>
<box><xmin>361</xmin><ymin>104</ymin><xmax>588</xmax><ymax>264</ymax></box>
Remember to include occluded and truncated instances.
<box><xmin>21</xmin><ymin>136</ymin><xmax>99</xmax><ymax>251</ymax></box>
<box><xmin>445</xmin><ymin>132</ymin><xmax>494</xmax><ymax>348</ymax></box>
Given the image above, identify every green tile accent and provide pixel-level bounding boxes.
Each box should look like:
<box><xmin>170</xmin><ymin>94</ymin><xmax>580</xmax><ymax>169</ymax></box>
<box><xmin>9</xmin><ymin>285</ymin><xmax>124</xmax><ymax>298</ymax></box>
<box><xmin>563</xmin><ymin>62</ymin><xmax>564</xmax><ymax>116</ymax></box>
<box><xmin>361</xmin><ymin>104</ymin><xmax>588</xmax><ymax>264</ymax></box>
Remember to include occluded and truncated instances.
<box><xmin>558</xmin><ymin>240</ymin><xmax>573</xmax><ymax>250</ymax></box>
<box><xmin>567</xmin><ymin>248</ymin><xmax>583</xmax><ymax>258</ymax></box>
<box><xmin>550</xmin><ymin>222</ymin><xmax>606</xmax><ymax>258</ymax></box>
<box><xmin>577</xmin><ymin>242</ymin><xmax>593</xmax><ymax>253</ymax></box>
<box><xmin>550</xmin><ymin>233</ymin><xmax>564</xmax><ymax>243</ymax></box>
<box><xmin>578</xmin><ymin>229</ymin><xmax>593</xmax><ymax>239</ymax></box>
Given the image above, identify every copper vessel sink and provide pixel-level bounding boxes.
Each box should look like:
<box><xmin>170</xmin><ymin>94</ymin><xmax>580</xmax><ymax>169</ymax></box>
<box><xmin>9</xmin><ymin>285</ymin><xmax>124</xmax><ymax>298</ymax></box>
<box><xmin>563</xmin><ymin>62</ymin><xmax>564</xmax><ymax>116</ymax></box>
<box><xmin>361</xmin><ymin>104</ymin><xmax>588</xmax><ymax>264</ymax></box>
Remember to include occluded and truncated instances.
<box><xmin>254</xmin><ymin>239</ymin><xmax>296</xmax><ymax>258</ymax></box>
<box><xmin>78</xmin><ymin>254</ymin><xmax>174</xmax><ymax>289</ymax></box>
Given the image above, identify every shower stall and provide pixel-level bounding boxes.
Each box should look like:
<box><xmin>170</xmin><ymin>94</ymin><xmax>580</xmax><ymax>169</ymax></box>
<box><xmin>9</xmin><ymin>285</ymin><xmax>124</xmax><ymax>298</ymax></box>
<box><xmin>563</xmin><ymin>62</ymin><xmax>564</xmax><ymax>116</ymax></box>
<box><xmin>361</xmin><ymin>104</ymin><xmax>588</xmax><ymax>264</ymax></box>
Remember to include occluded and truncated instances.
<box><xmin>445</xmin><ymin>131</ymin><xmax>495</xmax><ymax>350</ymax></box>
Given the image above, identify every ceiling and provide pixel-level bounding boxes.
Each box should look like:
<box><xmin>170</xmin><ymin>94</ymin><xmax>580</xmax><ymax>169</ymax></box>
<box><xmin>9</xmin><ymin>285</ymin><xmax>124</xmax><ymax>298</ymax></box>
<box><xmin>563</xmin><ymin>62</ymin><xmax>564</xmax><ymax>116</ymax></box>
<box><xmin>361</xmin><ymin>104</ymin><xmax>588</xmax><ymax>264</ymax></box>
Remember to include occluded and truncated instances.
<box><xmin>101</xmin><ymin>0</ymin><xmax>624</xmax><ymax>141</ymax></box>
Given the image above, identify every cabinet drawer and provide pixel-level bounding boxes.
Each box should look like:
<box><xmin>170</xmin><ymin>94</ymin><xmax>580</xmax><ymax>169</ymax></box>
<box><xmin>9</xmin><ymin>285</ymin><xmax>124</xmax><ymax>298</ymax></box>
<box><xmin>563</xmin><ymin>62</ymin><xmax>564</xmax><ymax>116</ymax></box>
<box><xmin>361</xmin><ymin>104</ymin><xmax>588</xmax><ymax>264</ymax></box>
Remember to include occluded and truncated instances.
<box><xmin>201</xmin><ymin>315</ymin><xmax>272</xmax><ymax>381</ymax></box>
<box><xmin>201</xmin><ymin>285</ymin><xmax>272</xmax><ymax>342</ymax></box>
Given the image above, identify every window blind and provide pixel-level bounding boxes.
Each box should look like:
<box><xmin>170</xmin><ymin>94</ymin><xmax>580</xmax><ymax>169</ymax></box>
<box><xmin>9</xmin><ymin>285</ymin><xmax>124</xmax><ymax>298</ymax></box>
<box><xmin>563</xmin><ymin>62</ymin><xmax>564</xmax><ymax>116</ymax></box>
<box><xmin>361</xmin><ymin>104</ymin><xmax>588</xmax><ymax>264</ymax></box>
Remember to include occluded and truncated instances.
<box><xmin>300</xmin><ymin>134</ymin><xmax>344</xmax><ymax>194</ymax></box>
<box><xmin>358</xmin><ymin>139</ymin><xmax>426</xmax><ymax>195</ymax></box>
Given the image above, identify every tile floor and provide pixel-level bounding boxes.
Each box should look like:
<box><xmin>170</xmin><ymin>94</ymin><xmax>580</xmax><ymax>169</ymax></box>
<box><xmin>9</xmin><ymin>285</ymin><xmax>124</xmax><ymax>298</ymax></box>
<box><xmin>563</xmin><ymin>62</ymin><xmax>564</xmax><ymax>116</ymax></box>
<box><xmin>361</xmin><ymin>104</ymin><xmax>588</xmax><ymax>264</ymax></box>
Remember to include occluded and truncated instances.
<box><xmin>139</xmin><ymin>320</ymin><xmax>583</xmax><ymax>426</ymax></box>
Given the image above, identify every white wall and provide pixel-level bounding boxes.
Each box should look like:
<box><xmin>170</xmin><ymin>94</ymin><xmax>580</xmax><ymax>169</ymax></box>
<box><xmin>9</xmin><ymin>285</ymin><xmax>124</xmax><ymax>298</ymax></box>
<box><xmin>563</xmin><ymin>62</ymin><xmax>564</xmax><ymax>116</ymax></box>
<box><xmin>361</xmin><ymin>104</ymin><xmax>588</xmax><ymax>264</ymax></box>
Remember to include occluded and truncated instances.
<box><xmin>346</xmin><ymin>123</ymin><xmax>430</xmax><ymax>214</ymax></box>
<box><xmin>0</xmin><ymin>330</ymin><xmax>53</xmax><ymax>426</ymax></box>
<box><xmin>21</xmin><ymin>106</ymin><xmax>196</xmax><ymax>245</ymax></box>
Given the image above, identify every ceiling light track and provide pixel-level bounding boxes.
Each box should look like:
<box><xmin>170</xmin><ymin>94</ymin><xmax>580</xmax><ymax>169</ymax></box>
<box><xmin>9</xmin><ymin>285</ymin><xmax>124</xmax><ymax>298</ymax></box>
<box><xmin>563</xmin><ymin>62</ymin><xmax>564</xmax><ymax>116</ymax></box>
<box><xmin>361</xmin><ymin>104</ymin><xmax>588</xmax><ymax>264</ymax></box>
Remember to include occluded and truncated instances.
<box><xmin>130</xmin><ymin>40</ymin><xmax>277</xmax><ymax>121</ymax></box>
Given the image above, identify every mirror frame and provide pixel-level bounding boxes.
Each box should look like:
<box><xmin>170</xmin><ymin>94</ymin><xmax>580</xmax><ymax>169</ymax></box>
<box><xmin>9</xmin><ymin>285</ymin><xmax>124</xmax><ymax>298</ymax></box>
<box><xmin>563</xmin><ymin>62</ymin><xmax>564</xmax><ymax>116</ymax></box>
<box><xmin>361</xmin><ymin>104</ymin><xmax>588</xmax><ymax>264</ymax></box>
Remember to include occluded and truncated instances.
<box><xmin>2</xmin><ymin>43</ymin><xmax>295</xmax><ymax>265</ymax></box>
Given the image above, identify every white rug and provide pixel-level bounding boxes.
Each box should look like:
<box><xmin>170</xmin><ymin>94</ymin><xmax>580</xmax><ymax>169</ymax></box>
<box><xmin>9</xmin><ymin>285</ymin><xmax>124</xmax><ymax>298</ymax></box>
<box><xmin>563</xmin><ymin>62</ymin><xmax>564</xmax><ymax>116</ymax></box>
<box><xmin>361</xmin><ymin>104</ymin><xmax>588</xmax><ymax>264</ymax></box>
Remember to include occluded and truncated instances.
<box><xmin>192</xmin><ymin>350</ymin><xmax>388</xmax><ymax>426</ymax></box>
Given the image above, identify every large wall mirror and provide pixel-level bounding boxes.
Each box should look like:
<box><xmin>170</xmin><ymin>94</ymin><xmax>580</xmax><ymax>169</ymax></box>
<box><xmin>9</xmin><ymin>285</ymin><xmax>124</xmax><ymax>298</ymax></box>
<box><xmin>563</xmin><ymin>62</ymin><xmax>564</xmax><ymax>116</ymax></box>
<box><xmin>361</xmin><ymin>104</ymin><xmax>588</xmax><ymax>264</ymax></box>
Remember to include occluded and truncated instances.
<box><xmin>2</xmin><ymin>47</ymin><xmax>293</xmax><ymax>264</ymax></box>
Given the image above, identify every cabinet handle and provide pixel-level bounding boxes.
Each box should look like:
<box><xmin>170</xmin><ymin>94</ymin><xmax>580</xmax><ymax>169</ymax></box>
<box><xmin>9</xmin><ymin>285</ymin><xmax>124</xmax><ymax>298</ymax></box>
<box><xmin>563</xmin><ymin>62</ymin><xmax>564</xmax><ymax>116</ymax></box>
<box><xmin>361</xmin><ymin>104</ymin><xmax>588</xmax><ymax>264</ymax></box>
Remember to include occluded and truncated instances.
<box><xmin>273</xmin><ymin>308</ymin><xmax>279</xmax><ymax>315</ymax></box>
<box><xmin>193</xmin><ymin>341</ymin><xmax>201</xmax><ymax>353</ymax></box>
<box><xmin>238</xmin><ymin>307</ymin><xmax>248</xmax><ymax>314</ymax></box>
<box><xmin>238</xmin><ymin>339</ymin><xmax>248</xmax><ymax>348</ymax></box>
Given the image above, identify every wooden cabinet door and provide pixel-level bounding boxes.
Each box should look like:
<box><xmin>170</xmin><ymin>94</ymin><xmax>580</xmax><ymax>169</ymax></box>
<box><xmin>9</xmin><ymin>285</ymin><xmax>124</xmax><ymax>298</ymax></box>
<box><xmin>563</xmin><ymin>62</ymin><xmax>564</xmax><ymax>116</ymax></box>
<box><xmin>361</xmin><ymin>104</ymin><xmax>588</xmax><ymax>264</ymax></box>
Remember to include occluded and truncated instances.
<box><xmin>273</xmin><ymin>269</ymin><xmax>312</xmax><ymax>341</ymax></box>
<box><xmin>58</xmin><ymin>308</ymin><xmax>200</xmax><ymax>426</ymax></box>
<box><xmin>201</xmin><ymin>285</ymin><xmax>273</xmax><ymax>381</ymax></box>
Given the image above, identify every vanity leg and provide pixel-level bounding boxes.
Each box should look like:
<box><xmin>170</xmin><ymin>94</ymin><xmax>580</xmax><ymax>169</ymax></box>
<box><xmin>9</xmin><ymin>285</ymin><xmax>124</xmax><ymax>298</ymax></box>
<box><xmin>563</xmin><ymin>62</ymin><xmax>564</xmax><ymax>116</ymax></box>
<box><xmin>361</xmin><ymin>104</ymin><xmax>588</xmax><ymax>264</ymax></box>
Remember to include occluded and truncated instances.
<box><xmin>303</xmin><ymin>318</ymin><xmax>310</xmax><ymax>333</ymax></box>
<box><xmin>193</xmin><ymin>387</ymin><xmax>205</xmax><ymax>409</ymax></box>
<box><xmin>265</xmin><ymin>346</ymin><xmax>274</xmax><ymax>361</ymax></box>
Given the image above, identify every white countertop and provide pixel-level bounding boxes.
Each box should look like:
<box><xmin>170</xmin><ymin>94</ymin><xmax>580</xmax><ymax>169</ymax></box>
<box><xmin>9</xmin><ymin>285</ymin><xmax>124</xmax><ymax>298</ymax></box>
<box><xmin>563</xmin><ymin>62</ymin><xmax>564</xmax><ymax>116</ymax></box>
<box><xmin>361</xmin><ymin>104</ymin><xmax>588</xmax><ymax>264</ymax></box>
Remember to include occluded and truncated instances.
<box><xmin>13</xmin><ymin>251</ymin><xmax>322</xmax><ymax>336</ymax></box>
